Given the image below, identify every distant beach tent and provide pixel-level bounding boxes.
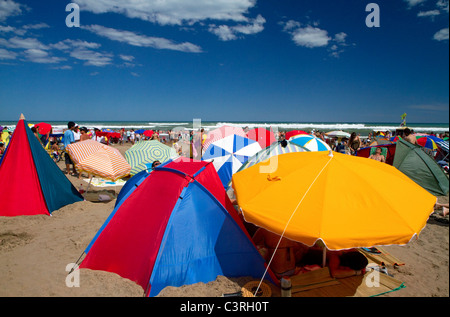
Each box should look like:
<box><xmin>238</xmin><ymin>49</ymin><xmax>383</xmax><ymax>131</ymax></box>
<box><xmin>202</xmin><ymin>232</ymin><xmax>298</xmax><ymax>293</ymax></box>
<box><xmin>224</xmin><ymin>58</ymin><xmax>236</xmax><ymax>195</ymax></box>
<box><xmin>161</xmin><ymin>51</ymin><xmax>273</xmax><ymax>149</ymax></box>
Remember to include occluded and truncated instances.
<box><xmin>246</xmin><ymin>127</ymin><xmax>276</xmax><ymax>149</ymax></box>
<box><xmin>67</xmin><ymin>140</ymin><xmax>131</xmax><ymax>182</ymax></box>
<box><xmin>202</xmin><ymin>134</ymin><xmax>262</xmax><ymax>188</ymax></box>
<box><xmin>0</xmin><ymin>114</ymin><xmax>83</xmax><ymax>217</ymax></box>
<box><xmin>393</xmin><ymin>139</ymin><xmax>449</xmax><ymax>196</ymax></box>
<box><xmin>79</xmin><ymin>157</ymin><xmax>274</xmax><ymax>296</ymax></box>
<box><xmin>290</xmin><ymin>135</ymin><xmax>332</xmax><ymax>152</ymax></box>
<box><xmin>125</xmin><ymin>140</ymin><xmax>178</xmax><ymax>176</ymax></box>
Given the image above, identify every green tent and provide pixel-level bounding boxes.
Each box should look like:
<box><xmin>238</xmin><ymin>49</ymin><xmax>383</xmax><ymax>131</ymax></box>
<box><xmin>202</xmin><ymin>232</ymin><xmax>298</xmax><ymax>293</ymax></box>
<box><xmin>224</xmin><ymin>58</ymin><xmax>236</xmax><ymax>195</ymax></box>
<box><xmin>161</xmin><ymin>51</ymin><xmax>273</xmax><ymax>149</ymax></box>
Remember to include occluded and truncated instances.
<box><xmin>393</xmin><ymin>139</ymin><xmax>449</xmax><ymax>196</ymax></box>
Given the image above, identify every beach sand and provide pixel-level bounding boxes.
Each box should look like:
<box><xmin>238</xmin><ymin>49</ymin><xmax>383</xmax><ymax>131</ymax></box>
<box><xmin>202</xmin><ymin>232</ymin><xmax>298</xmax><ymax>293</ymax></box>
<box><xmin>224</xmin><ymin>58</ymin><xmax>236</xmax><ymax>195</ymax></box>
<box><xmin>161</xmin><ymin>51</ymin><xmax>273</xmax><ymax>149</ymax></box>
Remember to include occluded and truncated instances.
<box><xmin>0</xmin><ymin>142</ymin><xmax>448</xmax><ymax>297</ymax></box>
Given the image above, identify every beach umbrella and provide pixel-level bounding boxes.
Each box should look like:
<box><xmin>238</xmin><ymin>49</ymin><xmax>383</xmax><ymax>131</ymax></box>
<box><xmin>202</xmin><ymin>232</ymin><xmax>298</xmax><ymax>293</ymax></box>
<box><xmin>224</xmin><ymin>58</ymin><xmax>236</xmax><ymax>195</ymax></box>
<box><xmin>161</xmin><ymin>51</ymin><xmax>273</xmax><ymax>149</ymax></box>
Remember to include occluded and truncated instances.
<box><xmin>237</xmin><ymin>140</ymin><xmax>309</xmax><ymax>173</ymax></box>
<box><xmin>66</xmin><ymin>140</ymin><xmax>131</xmax><ymax>182</ymax></box>
<box><xmin>125</xmin><ymin>140</ymin><xmax>178</xmax><ymax>176</ymax></box>
<box><xmin>34</xmin><ymin>122</ymin><xmax>52</xmax><ymax>135</ymax></box>
<box><xmin>325</xmin><ymin>130</ymin><xmax>350</xmax><ymax>138</ymax></box>
<box><xmin>134</xmin><ymin>129</ymin><xmax>145</xmax><ymax>134</ymax></box>
<box><xmin>390</xmin><ymin>136</ymin><xmax>402</xmax><ymax>143</ymax></box>
<box><xmin>78</xmin><ymin>158</ymin><xmax>275</xmax><ymax>296</ymax></box>
<box><xmin>290</xmin><ymin>135</ymin><xmax>331</xmax><ymax>152</ymax></box>
<box><xmin>202</xmin><ymin>125</ymin><xmax>247</xmax><ymax>150</ymax></box>
<box><xmin>143</xmin><ymin>130</ymin><xmax>154</xmax><ymax>138</ymax></box>
<box><xmin>285</xmin><ymin>130</ymin><xmax>308</xmax><ymax>140</ymax></box>
<box><xmin>416</xmin><ymin>136</ymin><xmax>438</xmax><ymax>150</ymax></box>
<box><xmin>102</xmin><ymin>128</ymin><xmax>115</xmax><ymax>133</ymax></box>
<box><xmin>246</xmin><ymin>127</ymin><xmax>276</xmax><ymax>149</ymax></box>
<box><xmin>232</xmin><ymin>151</ymin><xmax>436</xmax><ymax>251</ymax></box>
<box><xmin>202</xmin><ymin>134</ymin><xmax>262</xmax><ymax>188</ymax></box>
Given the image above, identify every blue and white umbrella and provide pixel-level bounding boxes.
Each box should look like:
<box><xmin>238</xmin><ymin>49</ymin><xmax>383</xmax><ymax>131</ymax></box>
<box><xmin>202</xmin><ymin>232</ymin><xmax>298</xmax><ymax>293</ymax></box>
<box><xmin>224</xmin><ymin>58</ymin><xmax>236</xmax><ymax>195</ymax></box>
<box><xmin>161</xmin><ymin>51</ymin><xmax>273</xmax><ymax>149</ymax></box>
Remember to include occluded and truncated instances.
<box><xmin>202</xmin><ymin>134</ymin><xmax>262</xmax><ymax>188</ymax></box>
<box><xmin>290</xmin><ymin>135</ymin><xmax>331</xmax><ymax>152</ymax></box>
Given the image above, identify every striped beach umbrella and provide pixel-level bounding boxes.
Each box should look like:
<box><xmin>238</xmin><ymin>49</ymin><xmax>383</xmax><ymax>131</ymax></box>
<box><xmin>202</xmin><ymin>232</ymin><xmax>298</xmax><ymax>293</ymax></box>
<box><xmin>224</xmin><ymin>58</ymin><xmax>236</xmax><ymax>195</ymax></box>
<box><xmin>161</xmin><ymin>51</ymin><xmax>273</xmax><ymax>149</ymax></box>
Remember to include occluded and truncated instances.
<box><xmin>202</xmin><ymin>134</ymin><xmax>262</xmax><ymax>188</ymax></box>
<box><xmin>66</xmin><ymin>140</ymin><xmax>131</xmax><ymax>181</ymax></box>
<box><xmin>125</xmin><ymin>140</ymin><xmax>178</xmax><ymax>176</ymax></box>
<box><xmin>237</xmin><ymin>141</ymin><xmax>309</xmax><ymax>173</ymax></box>
<box><xmin>290</xmin><ymin>135</ymin><xmax>332</xmax><ymax>152</ymax></box>
<box><xmin>246</xmin><ymin>127</ymin><xmax>276</xmax><ymax>149</ymax></box>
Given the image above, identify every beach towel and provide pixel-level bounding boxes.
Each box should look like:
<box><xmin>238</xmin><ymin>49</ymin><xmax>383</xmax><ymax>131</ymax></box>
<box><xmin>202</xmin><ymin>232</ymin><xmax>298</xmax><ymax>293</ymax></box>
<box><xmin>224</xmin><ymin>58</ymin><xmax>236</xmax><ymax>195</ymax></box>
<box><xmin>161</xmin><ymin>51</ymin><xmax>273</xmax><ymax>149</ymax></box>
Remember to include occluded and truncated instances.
<box><xmin>289</xmin><ymin>270</ymin><xmax>405</xmax><ymax>297</ymax></box>
<box><xmin>290</xmin><ymin>267</ymin><xmax>340</xmax><ymax>294</ymax></box>
<box><xmin>83</xmin><ymin>178</ymin><xmax>126</xmax><ymax>187</ymax></box>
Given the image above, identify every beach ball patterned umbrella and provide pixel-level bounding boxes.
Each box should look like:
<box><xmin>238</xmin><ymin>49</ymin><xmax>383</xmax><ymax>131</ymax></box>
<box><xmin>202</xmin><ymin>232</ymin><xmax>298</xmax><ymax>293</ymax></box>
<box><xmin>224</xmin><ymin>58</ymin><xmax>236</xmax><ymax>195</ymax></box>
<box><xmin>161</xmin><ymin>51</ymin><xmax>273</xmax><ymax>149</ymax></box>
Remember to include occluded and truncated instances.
<box><xmin>66</xmin><ymin>140</ymin><xmax>131</xmax><ymax>182</ymax></box>
<box><xmin>416</xmin><ymin>136</ymin><xmax>438</xmax><ymax>150</ymax></box>
<box><xmin>285</xmin><ymin>130</ymin><xmax>308</xmax><ymax>140</ymax></box>
<box><xmin>202</xmin><ymin>125</ymin><xmax>247</xmax><ymax>150</ymax></box>
<box><xmin>232</xmin><ymin>151</ymin><xmax>437</xmax><ymax>251</ymax></box>
<box><xmin>290</xmin><ymin>135</ymin><xmax>331</xmax><ymax>152</ymax></box>
<box><xmin>202</xmin><ymin>134</ymin><xmax>262</xmax><ymax>188</ymax></box>
<box><xmin>237</xmin><ymin>141</ymin><xmax>309</xmax><ymax>174</ymax></box>
<box><xmin>390</xmin><ymin>136</ymin><xmax>402</xmax><ymax>143</ymax></box>
<box><xmin>125</xmin><ymin>140</ymin><xmax>178</xmax><ymax>176</ymax></box>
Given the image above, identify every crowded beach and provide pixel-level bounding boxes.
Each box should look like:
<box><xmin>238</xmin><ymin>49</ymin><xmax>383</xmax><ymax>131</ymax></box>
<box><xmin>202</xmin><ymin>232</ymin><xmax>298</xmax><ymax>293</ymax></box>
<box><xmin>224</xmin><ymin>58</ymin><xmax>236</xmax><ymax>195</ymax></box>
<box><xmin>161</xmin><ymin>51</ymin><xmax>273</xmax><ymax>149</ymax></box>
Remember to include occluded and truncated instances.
<box><xmin>0</xmin><ymin>119</ymin><xmax>448</xmax><ymax>298</ymax></box>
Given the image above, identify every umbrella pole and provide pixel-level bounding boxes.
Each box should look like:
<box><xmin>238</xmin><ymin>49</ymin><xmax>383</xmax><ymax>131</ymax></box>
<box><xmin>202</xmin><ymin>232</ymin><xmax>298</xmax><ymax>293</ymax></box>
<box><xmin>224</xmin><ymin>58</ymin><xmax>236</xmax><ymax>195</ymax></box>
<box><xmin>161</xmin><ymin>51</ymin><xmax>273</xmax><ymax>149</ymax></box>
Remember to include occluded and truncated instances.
<box><xmin>322</xmin><ymin>247</ymin><xmax>327</xmax><ymax>268</ymax></box>
<box><xmin>84</xmin><ymin>176</ymin><xmax>93</xmax><ymax>198</ymax></box>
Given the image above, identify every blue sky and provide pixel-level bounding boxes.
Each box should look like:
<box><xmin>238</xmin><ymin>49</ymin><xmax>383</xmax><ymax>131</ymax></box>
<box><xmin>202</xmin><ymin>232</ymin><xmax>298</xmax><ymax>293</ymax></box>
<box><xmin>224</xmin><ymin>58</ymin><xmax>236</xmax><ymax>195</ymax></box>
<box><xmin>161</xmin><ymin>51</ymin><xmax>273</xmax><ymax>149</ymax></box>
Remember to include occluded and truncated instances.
<box><xmin>0</xmin><ymin>0</ymin><xmax>448</xmax><ymax>123</ymax></box>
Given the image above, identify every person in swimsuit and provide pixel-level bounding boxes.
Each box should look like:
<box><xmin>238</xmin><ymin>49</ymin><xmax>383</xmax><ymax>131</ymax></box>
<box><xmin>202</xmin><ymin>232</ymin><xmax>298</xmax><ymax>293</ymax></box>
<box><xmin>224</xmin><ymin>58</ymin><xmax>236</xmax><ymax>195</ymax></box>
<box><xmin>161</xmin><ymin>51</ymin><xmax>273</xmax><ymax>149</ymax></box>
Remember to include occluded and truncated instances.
<box><xmin>252</xmin><ymin>228</ymin><xmax>300</xmax><ymax>279</ymax></box>
<box><xmin>369</xmin><ymin>147</ymin><xmax>386</xmax><ymax>163</ymax></box>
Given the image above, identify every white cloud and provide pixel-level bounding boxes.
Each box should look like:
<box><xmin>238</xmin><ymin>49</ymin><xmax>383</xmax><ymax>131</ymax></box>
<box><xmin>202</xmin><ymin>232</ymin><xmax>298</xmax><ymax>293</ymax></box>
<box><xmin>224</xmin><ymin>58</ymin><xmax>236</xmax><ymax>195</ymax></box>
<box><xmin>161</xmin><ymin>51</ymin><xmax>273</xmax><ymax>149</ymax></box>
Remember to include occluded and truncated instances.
<box><xmin>74</xmin><ymin>0</ymin><xmax>257</xmax><ymax>25</ymax></box>
<box><xmin>209</xmin><ymin>14</ymin><xmax>265</xmax><ymax>41</ymax></box>
<box><xmin>437</xmin><ymin>0</ymin><xmax>449</xmax><ymax>12</ymax></box>
<box><xmin>290</xmin><ymin>26</ymin><xmax>331</xmax><ymax>48</ymax></box>
<box><xmin>119</xmin><ymin>54</ymin><xmax>135</xmax><ymax>62</ymax></box>
<box><xmin>69</xmin><ymin>48</ymin><xmax>113</xmax><ymax>67</ymax></box>
<box><xmin>0</xmin><ymin>47</ymin><xmax>16</xmax><ymax>59</ymax></box>
<box><xmin>0</xmin><ymin>36</ymin><xmax>49</xmax><ymax>50</ymax></box>
<box><xmin>83</xmin><ymin>24</ymin><xmax>202</xmax><ymax>53</ymax></box>
<box><xmin>404</xmin><ymin>0</ymin><xmax>427</xmax><ymax>7</ymax></box>
<box><xmin>418</xmin><ymin>9</ymin><xmax>441</xmax><ymax>17</ymax></box>
<box><xmin>433</xmin><ymin>27</ymin><xmax>449</xmax><ymax>40</ymax></box>
<box><xmin>0</xmin><ymin>0</ymin><xmax>24</xmax><ymax>22</ymax></box>
<box><xmin>23</xmin><ymin>48</ymin><xmax>64</xmax><ymax>64</ymax></box>
<box><xmin>334</xmin><ymin>32</ymin><xmax>347</xmax><ymax>44</ymax></box>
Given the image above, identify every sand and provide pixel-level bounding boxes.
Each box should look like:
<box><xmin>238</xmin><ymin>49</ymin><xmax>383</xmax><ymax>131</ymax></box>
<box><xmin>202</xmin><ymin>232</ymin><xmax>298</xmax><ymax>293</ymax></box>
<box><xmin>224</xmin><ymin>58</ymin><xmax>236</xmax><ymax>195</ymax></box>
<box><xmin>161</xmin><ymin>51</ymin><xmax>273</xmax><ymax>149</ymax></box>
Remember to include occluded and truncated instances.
<box><xmin>0</xmin><ymin>142</ymin><xmax>448</xmax><ymax>297</ymax></box>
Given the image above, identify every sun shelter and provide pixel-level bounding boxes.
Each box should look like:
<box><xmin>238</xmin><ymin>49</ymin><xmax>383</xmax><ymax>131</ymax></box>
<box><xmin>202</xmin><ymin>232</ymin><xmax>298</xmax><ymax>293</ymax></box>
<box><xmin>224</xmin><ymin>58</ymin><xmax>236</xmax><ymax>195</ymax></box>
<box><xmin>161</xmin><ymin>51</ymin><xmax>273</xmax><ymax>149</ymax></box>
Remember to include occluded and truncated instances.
<box><xmin>393</xmin><ymin>139</ymin><xmax>449</xmax><ymax>196</ymax></box>
<box><xmin>202</xmin><ymin>134</ymin><xmax>262</xmax><ymax>188</ymax></box>
<box><xmin>0</xmin><ymin>115</ymin><xmax>83</xmax><ymax>217</ymax></box>
<box><xmin>78</xmin><ymin>157</ymin><xmax>275</xmax><ymax>296</ymax></box>
<box><xmin>66</xmin><ymin>140</ymin><xmax>131</xmax><ymax>182</ymax></box>
<box><xmin>125</xmin><ymin>140</ymin><xmax>178</xmax><ymax>176</ymax></box>
<box><xmin>356</xmin><ymin>143</ymin><xmax>397</xmax><ymax>165</ymax></box>
<box><xmin>233</xmin><ymin>151</ymin><xmax>436</xmax><ymax>251</ymax></box>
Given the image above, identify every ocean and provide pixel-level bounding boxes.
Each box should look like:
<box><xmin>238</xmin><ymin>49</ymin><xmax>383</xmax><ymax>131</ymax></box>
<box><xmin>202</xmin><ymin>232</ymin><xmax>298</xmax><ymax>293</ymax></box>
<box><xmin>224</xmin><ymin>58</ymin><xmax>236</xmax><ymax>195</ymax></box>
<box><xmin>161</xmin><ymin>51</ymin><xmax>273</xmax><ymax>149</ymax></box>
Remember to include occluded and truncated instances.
<box><xmin>0</xmin><ymin>120</ymin><xmax>448</xmax><ymax>136</ymax></box>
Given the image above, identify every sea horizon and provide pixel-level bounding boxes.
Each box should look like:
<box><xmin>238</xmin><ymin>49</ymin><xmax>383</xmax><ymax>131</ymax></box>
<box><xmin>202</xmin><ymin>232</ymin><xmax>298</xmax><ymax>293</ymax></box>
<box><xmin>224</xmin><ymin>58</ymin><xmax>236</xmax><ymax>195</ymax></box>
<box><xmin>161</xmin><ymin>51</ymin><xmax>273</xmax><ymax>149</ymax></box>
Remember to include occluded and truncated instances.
<box><xmin>1</xmin><ymin>119</ymin><xmax>449</xmax><ymax>136</ymax></box>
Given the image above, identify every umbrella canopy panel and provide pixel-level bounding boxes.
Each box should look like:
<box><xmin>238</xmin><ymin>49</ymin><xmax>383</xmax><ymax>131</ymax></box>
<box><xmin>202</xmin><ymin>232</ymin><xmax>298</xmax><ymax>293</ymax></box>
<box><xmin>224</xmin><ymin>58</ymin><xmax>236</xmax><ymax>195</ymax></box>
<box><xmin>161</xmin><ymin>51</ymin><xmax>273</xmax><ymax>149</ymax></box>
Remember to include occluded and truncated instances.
<box><xmin>233</xmin><ymin>151</ymin><xmax>436</xmax><ymax>250</ymax></box>
<box><xmin>125</xmin><ymin>140</ymin><xmax>178</xmax><ymax>175</ymax></box>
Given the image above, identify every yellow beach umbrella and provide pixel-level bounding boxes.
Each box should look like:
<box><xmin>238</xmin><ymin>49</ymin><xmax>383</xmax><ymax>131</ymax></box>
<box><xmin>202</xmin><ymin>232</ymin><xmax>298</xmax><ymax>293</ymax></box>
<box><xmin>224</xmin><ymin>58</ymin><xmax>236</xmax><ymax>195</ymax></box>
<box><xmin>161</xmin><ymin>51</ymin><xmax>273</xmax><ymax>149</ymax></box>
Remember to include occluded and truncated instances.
<box><xmin>232</xmin><ymin>151</ymin><xmax>436</xmax><ymax>250</ymax></box>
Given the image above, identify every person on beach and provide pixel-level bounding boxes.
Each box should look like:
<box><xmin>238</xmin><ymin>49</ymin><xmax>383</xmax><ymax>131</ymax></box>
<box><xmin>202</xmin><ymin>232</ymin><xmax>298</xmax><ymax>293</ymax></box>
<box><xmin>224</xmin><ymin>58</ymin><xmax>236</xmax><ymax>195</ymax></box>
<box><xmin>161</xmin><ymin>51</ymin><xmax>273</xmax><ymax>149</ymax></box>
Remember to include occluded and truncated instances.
<box><xmin>403</xmin><ymin>128</ymin><xmax>418</xmax><ymax>145</ymax></box>
<box><xmin>348</xmin><ymin>132</ymin><xmax>361</xmax><ymax>155</ymax></box>
<box><xmin>298</xmin><ymin>244</ymin><xmax>368</xmax><ymax>278</ymax></box>
<box><xmin>252</xmin><ymin>228</ymin><xmax>300</xmax><ymax>279</ymax></box>
<box><xmin>80</xmin><ymin>127</ymin><xmax>90</xmax><ymax>141</ymax></box>
<box><xmin>151</xmin><ymin>160</ymin><xmax>161</xmax><ymax>170</ymax></box>
<box><xmin>63</xmin><ymin>121</ymin><xmax>78</xmax><ymax>176</ymax></box>
<box><xmin>369</xmin><ymin>147</ymin><xmax>386</xmax><ymax>163</ymax></box>
<box><xmin>0</xmin><ymin>142</ymin><xmax>4</xmax><ymax>158</ymax></box>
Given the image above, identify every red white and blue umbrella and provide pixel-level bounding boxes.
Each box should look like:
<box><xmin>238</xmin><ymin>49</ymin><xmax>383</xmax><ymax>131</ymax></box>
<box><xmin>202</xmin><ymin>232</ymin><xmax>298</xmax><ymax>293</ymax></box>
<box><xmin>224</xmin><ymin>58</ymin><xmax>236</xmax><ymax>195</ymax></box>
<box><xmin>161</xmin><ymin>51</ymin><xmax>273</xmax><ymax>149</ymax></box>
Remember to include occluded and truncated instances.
<box><xmin>290</xmin><ymin>135</ymin><xmax>332</xmax><ymax>152</ymax></box>
<box><xmin>202</xmin><ymin>134</ymin><xmax>262</xmax><ymax>188</ymax></box>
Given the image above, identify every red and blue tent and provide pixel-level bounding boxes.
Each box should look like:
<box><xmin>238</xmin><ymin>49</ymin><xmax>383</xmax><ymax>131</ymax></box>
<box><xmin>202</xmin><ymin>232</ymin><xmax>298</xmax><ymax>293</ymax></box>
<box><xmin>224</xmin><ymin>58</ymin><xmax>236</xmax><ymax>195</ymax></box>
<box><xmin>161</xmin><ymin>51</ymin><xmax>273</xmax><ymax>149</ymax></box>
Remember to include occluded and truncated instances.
<box><xmin>0</xmin><ymin>115</ymin><xmax>84</xmax><ymax>217</ymax></box>
<box><xmin>79</xmin><ymin>157</ymin><xmax>275</xmax><ymax>296</ymax></box>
